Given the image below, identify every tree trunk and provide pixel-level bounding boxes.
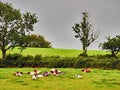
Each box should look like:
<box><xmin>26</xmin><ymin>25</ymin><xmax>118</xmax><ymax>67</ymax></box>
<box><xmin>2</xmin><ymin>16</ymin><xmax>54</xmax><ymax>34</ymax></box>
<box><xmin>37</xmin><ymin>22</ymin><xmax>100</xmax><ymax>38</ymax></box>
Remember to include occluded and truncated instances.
<box><xmin>2</xmin><ymin>49</ymin><xmax>6</xmax><ymax>60</ymax></box>
<box><xmin>83</xmin><ymin>47</ymin><xmax>88</xmax><ymax>57</ymax></box>
<box><xmin>111</xmin><ymin>51</ymin><xmax>117</xmax><ymax>59</ymax></box>
<box><xmin>79</xmin><ymin>45</ymin><xmax>88</xmax><ymax>57</ymax></box>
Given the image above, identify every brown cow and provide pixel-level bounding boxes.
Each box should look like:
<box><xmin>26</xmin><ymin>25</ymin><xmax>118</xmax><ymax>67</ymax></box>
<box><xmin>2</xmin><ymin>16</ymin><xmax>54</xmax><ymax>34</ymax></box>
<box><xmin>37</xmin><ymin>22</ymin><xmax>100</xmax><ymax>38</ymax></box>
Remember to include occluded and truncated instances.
<box><xmin>81</xmin><ymin>68</ymin><xmax>91</xmax><ymax>73</ymax></box>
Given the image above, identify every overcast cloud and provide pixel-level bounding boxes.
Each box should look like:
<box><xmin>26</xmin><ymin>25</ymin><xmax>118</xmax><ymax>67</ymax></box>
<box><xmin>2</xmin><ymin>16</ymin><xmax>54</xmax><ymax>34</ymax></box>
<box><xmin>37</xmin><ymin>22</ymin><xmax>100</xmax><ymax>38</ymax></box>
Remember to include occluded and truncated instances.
<box><xmin>2</xmin><ymin>0</ymin><xmax>120</xmax><ymax>49</ymax></box>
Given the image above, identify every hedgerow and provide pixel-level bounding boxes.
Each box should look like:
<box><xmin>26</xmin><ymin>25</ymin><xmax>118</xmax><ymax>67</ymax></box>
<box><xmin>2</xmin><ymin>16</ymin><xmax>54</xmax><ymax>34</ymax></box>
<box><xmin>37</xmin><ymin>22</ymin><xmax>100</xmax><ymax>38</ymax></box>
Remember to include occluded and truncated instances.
<box><xmin>0</xmin><ymin>53</ymin><xmax>120</xmax><ymax>69</ymax></box>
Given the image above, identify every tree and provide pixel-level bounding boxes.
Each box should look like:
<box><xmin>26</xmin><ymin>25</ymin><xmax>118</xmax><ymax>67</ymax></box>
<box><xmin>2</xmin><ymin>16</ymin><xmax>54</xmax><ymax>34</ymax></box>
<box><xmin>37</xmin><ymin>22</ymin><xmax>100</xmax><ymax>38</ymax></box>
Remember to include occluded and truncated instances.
<box><xmin>26</xmin><ymin>34</ymin><xmax>52</xmax><ymax>48</ymax></box>
<box><xmin>0</xmin><ymin>1</ymin><xmax>38</xmax><ymax>59</ymax></box>
<box><xmin>72</xmin><ymin>11</ymin><xmax>99</xmax><ymax>57</ymax></box>
<box><xmin>99</xmin><ymin>35</ymin><xmax>120</xmax><ymax>58</ymax></box>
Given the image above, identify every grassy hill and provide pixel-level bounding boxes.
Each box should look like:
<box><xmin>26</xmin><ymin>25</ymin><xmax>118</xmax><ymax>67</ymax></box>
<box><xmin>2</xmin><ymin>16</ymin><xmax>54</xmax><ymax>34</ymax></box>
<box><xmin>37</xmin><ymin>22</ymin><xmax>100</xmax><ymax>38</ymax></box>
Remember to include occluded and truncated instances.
<box><xmin>0</xmin><ymin>47</ymin><xmax>110</xmax><ymax>58</ymax></box>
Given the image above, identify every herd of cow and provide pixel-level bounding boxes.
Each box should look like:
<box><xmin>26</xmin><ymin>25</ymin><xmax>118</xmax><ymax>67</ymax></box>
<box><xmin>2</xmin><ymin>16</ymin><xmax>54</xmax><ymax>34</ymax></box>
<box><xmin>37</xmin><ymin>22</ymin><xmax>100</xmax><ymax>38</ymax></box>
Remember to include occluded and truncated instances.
<box><xmin>13</xmin><ymin>68</ymin><xmax>91</xmax><ymax>80</ymax></box>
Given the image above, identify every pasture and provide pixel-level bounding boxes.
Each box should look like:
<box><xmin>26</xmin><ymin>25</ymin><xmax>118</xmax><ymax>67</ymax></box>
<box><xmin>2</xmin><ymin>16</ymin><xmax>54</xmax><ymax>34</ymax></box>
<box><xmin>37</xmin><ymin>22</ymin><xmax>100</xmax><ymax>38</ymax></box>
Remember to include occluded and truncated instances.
<box><xmin>2</xmin><ymin>47</ymin><xmax>110</xmax><ymax>58</ymax></box>
<box><xmin>0</xmin><ymin>68</ymin><xmax>120</xmax><ymax>90</ymax></box>
<box><xmin>0</xmin><ymin>48</ymin><xmax>119</xmax><ymax>90</ymax></box>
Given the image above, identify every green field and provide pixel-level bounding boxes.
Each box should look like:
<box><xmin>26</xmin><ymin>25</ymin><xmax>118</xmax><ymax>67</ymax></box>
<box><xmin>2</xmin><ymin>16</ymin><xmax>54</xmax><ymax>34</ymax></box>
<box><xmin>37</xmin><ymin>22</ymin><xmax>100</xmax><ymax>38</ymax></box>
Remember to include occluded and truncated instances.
<box><xmin>0</xmin><ymin>48</ymin><xmax>120</xmax><ymax>90</ymax></box>
<box><xmin>0</xmin><ymin>68</ymin><xmax>120</xmax><ymax>90</ymax></box>
<box><xmin>0</xmin><ymin>47</ymin><xmax>110</xmax><ymax>58</ymax></box>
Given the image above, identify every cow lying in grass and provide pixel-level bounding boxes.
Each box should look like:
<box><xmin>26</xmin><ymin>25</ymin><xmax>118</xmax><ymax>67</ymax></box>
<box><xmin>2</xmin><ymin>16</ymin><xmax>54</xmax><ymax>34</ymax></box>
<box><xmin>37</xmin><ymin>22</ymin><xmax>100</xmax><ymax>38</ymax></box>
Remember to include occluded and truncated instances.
<box><xmin>13</xmin><ymin>71</ymin><xmax>23</xmax><ymax>76</ymax></box>
<box><xmin>50</xmin><ymin>69</ymin><xmax>64</xmax><ymax>76</ymax></box>
<box><xmin>27</xmin><ymin>69</ymin><xmax>41</xmax><ymax>75</ymax></box>
<box><xmin>81</xmin><ymin>68</ymin><xmax>91</xmax><ymax>73</ymax></box>
<box><xmin>31</xmin><ymin>69</ymin><xmax>64</xmax><ymax>80</ymax></box>
<box><xmin>13</xmin><ymin>69</ymin><xmax>64</xmax><ymax>80</ymax></box>
<box><xmin>32</xmin><ymin>71</ymin><xmax>50</xmax><ymax>80</ymax></box>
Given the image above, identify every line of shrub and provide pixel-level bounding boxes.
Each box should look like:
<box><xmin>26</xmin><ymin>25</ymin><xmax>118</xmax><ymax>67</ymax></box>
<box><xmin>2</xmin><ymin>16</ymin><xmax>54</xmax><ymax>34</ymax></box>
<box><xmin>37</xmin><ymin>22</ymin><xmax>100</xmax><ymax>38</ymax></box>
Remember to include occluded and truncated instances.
<box><xmin>0</xmin><ymin>53</ymin><xmax>120</xmax><ymax>69</ymax></box>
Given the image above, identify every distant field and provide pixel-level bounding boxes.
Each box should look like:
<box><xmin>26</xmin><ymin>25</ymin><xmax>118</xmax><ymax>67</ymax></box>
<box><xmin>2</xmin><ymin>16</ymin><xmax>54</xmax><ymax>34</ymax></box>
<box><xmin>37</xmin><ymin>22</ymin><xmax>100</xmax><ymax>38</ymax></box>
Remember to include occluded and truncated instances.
<box><xmin>0</xmin><ymin>47</ymin><xmax>110</xmax><ymax>58</ymax></box>
<box><xmin>0</xmin><ymin>68</ymin><xmax>120</xmax><ymax>90</ymax></box>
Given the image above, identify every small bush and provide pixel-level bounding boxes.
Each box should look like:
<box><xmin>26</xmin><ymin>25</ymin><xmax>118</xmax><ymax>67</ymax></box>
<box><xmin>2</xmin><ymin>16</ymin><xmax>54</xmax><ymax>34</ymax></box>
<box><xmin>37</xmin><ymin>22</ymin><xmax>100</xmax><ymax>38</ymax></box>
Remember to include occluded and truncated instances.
<box><xmin>4</xmin><ymin>53</ymin><xmax>22</xmax><ymax>66</ymax></box>
<box><xmin>0</xmin><ymin>59</ymin><xmax>5</xmax><ymax>67</ymax></box>
<box><xmin>23</xmin><ymin>55</ymin><xmax>34</xmax><ymax>60</ymax></box>
<box><xmin>5</xmin><ymin>53</ymin><xmax>22</xmax><ymax>60</ymax></box>
<box><xmin>74</xmin><ymin>58</ymin><xmax>93</xmax><ymax>68</ymax></box>
<box><xmin>34</xmin><ymin>54</ymin><xmax>42</xmax><ymax>61</ymax></box>
<box><xmin>26</xmin><ymin>60</ymin><xmax>36</xmax><ymax>67</ymax></box>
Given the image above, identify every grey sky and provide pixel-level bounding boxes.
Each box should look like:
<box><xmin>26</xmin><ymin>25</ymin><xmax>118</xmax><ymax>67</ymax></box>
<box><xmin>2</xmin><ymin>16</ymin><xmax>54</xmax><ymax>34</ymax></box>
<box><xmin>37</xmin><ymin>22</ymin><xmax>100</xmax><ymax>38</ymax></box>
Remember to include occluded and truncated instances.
<box><xmin>2</xmin><ymin>0</ymin><xmax>120</xmax><ymax>49</ymax></box>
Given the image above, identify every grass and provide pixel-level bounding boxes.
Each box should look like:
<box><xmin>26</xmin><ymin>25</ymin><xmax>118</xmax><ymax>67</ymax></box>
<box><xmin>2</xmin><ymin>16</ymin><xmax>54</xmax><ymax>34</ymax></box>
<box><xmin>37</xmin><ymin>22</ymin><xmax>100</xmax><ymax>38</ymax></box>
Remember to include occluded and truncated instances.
<box><xmin>0</xmin><ymin>48</ymin><xmax>118</xmax><ymax>89</ymax></box>
<box><xmin>0</xmin><ymin>47</ymin><xmax>110</xmax><ymax>58</ymax></box>
<box><xmin>0</xmin><ymin>68</ymin><xmax>120</xmax><ymax>90</ymax></box>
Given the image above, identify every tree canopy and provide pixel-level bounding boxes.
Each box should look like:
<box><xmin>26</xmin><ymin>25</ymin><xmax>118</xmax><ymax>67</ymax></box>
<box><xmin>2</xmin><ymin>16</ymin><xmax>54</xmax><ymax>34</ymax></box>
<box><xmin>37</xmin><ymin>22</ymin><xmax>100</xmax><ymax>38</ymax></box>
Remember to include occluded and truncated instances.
<box><xmin>0</xmin><ymin>1</ymin><xmax>38</xmax><ymax>59</ymax></box>
<box><xmin>26</xmin><ymin>34</ymin><xmax>52</xmax><ymax>48</ymax></box>
<box><xmin>99</xmin><ymin>35</ymin><xmax>120</xmax><ymax>58</ymax></box>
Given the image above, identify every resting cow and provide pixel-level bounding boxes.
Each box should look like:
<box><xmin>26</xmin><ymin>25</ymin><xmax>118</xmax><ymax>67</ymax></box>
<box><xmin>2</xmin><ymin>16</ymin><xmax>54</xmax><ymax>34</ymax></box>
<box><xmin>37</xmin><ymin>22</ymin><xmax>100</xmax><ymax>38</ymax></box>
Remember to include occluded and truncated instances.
<box><xmin>81</xmin><ymin>68</ymin><xmax>91</xmax><ymax>73</ymax></box>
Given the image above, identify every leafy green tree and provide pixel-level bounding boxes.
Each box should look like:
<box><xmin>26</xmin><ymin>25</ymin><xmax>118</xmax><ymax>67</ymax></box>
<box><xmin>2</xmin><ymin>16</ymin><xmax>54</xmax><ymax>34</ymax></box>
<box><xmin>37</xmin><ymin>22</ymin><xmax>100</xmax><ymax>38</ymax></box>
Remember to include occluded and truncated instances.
<box><xmin>99</xmin><ymin>35</ymin><xmax>120</xmax><ymax>58</ymax></box>
<box><xmin>72</xmin><ymin>11</ymin><xmax>99</xmax><ymax>57</ymax></box>
<box><xmin>0</xmin><ymin>1</ymin><xmax>38</xmax><ymax>59</ymax></box>
<box><xmin>26</xmin><ymin>34</ymin><xmax>52</xmax><ymax>48</ymax></box>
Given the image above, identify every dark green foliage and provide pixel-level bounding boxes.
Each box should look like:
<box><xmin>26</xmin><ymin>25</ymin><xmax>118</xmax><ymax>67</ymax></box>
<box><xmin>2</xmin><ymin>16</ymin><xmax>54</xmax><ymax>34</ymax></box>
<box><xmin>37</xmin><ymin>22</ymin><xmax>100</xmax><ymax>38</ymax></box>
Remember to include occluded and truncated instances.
<box><xmin>0</xmin><ymin>59</ymin><xmax>5</xmax><ymax>67</ymax></box>
<box><xmin>6</xmin><ymin>53</ymin><xmax>22</xmax><ymax>60</ymax></box>
<box><xmin>34</xmin><ymin>54</ymin><xmax>43</xmax><ymax>67</ymax></box>
<box><xmin>41</xmin><ymin>56</ymin><xmax>61</xmax><ymax>67</ymax></box>
<box><xmin>0</xmin><ymin>1</ymin><xmax>38</xmax><ymax>59</ymax></box>
<box><xmin>100</xmin><ymin>35</ymin><xmax>120</xmax><ymax>58</ymax></box>
<box><xmin>26</xmin><ymin>60</ymin><xmax>36</xmax><ymax>67</ymax></box>
<box><xmin>34</xmin><ymin>54</ymin><xmax>42</xmax><ymax>61</ymax></box>
<box><xmin>74</xmin><ymin>57</ymin><xmax>94</xmax><ymax>68</ymax></box>
<box><xmin>23</xmin><ymin>55</ymin><xmax>34</xmax><ymax>60</ymax></box>
<box><xmin>44</xmin><ymin>57</ymin><xmax>76</xmax><ymax>68</ymax></box>
<box><xmin>0</xmin><ymin>53</ymin><xmax>120</xmax><ymax>69</ymax></box>
<box><xmin>4</xmin><ymin>53</ymin><xmax>23</xmax><ymax>66</ymax></box>
<box><xmin>26</xmin><ymin>34</ymin><xmax>52</xmax><ymax>48</ymax></box>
